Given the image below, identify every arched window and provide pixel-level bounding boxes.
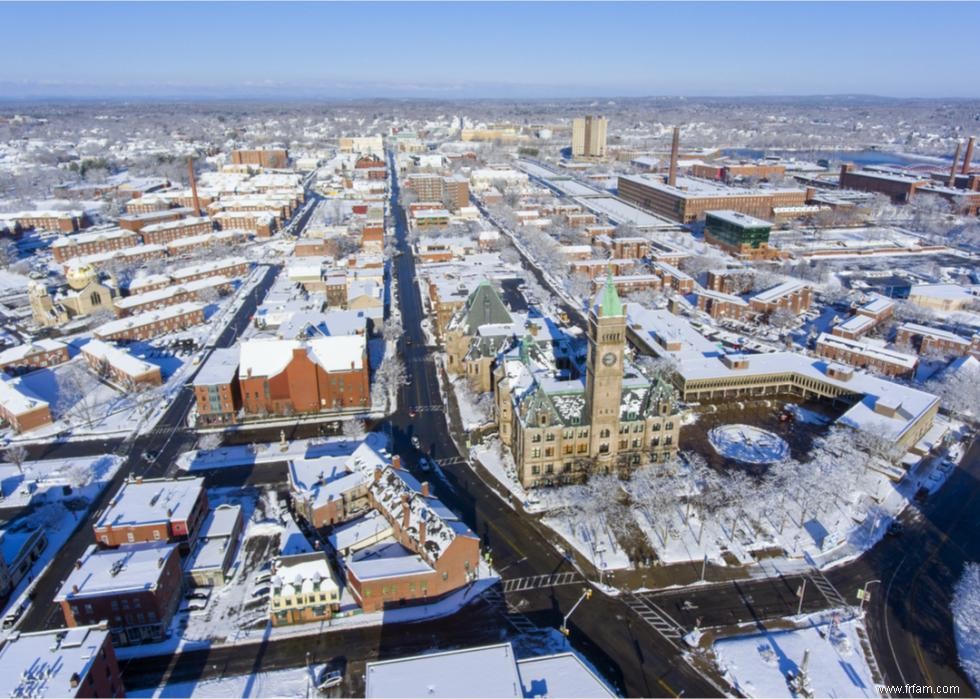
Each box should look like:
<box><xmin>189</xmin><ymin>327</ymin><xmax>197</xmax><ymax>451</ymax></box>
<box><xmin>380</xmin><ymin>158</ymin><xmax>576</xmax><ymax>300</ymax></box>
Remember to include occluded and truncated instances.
<box><xmin>90</xmin><ymin>291</ymin><xmax>102</xmax><ymax>306</ymax></box>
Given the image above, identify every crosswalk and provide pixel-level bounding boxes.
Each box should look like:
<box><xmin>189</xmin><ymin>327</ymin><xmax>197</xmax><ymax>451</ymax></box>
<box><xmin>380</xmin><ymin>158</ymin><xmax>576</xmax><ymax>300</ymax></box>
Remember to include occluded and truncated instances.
<box><xmin>807</xmin><ymin>568</ymin><xmax>849</xmax><ymax>609</ymax></box>
<box><xmin>623</xmin><ymin>593</ymin><xmax>687</xmax><ymax>647</ymax></box>
<box><xmin>501</xmin><ymin>572</ymin><xmax>584</xmax><ymax>593</ymax></box>
<box><xmin>478</xmin><ymin>586</ymin><xmax>539</xmax><ymax>635</ymax></box>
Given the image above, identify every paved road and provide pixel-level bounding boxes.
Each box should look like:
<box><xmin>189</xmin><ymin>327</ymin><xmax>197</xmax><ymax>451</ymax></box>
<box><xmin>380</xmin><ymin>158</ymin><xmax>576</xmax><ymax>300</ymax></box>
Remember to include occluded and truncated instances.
<box><xmin>16</xmin><ymin>261</ymin><xmax>282</xmax><ymax>633</ymax></box>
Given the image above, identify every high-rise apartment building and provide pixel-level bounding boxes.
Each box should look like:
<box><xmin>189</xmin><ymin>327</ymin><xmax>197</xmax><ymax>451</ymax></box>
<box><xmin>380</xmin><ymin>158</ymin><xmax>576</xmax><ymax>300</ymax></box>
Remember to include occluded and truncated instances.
<box><xmin>572</xmin><ymin>116</ymin><xmax>607</xmax><ymax>159</ymax></box>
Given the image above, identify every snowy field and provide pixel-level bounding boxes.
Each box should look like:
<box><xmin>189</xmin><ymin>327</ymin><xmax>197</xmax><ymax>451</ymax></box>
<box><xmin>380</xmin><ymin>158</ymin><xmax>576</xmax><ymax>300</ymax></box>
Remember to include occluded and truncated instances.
<box><xmin>952</xmin><ymin>562</ymin><xmax>980</xmax><ymax>692</ymax></box>
<box><xmin>712</xmin><ymin>612</ymin><xmax>877</xmax><ymax>698</ymax></box>
<box><xmin>0</xmin><ymin>454</ymin><xmax>123</xmax><ymax>632</ymax></box>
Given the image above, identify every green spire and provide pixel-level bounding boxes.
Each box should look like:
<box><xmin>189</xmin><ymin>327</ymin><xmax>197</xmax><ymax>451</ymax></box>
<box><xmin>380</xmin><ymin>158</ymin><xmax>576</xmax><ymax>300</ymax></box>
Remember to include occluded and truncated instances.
<box><xmin>599</xmin><ymin>270</ymin><xmax>623</xmax><ymax>317</ymax></box>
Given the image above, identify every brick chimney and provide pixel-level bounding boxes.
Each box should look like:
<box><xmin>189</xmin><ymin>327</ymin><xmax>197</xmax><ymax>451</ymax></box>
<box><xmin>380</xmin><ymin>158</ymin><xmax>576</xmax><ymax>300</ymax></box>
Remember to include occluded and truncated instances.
<box><xmin>420</xmin><ymin>481</ymin><xmax>430</xmax><ymax>498</ymax></box>
<box><xmin>419</xmin><ymin>519</ymin><xmax>426</xmax><ymax>548</ymax></box>
<box><xmin>839</xmin><ymin>164</ymin><xmax>852</xmax><ymax>183</ymax></box>
<box><xmin>668</xmin><ymin>127</ymin><xmax>680</xmax><ymax>187</ymax></box>
<box><xmin>391</xmin><ymin>455</ymin><xmax>401</xmax><ymax>470</ymax></box>
<box><xmin>962</xmin><ymin>137</ymin><xmax>976</xmax><ymax>175</ymax></box>
<box><xmin>374</xmin><ymin>466</ymin><xmax>383</xmax><ymax>483</ymax></box>
<box><xmin>75</xmin><ymin>559</ymin><xmax>83</xmax><ymax>570</ymax></box>
<box><xmin>135</xmin><ymin>475</ymin><xmax>143</xmax><ymax>485</ymax></box>
<box><xmin>70</xmin><ymin>673</ymin><xmax>81</xmax><ymax>689</ymax></box>
<box><xmin>949</xmin><ymin>141</ymin><xmax>963</xmax><ymax>187</ymax></box>
<box><xmin>401</xmin><ymin>493</ymin><xmax>410</xmax><ymax>530</ymax></box>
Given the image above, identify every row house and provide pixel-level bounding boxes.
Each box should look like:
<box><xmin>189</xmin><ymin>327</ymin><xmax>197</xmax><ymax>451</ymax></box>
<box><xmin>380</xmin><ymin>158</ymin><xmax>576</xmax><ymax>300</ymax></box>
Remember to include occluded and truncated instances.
<box><xmin>0</xmin><ymin>339</ymin><xmax>69</xmax><ymax>375</ymax></box>
<box><xmin>124</xmin><ymin>196</ymin><xmax>171</xmax><ymax>215</ymax></box>
<box><xmin>113</xmin><ymin>276</ymin><xmax>231</xmax><ymax>318</ymax></box>
<box><xmin>185</xmin><ymin>504</ymin><xmax>244</xmax><ymax>587</ymax></box>
<box><xmin>568</xmin><ymin>258</ymin><xmax>636</xmax><ymax>279</ymax></box>
<box><xmin>172</xmin><ymin>257</ymin><xmax>250</xmax><ymax>284</ymax></box>
<box><xmin>696</xmin><ymin>289</ymin><xmax>753</xmax><ymax>321</ymax></box>
<box><xmin>213</xmin><ymin>210</ymin><xmax>276</xmax><ymax>237</ymax></box>
<box><xmin>62</xmin><ymin>243</ymin><xmax>166</xmax><ymax>273</ymax></box>
<box><xmin>56</xmin><ymin>543</ymin><xmax>183</xmax><ymax>647</ymax></box>
<box><xmin>93</xmin><ymin>476</ymin><xmax>208</xmax><ymax>549</ymax></box>
<box><xmin>706</xmin><ymin>268</ymin><xmax>755</xmax><ymax>295</ymax></box>
<box><xmin>831</xmin><ymin>313</ymin><xmax>876</xmax><ymax>340</ymax></box>
<box><xmin>269</xmin><ymin>551</ymin><xmax>342</xmax><ymax>626</ymax></box>
<box><xmin>653</xmin><ymin>261</ymin><xmax>696</xmax><ymax>293</ymax></box>
<box><xmin>93</xmin><ymin>302</ymin><xmax>205</xmax><ymax>342</ymax></box>
<box><xmin>81</xmin><ymin>339</ymin><xmax>162</xmax><ymax>389</ymax></box>
<box><xmin>896</xmin><ymin>323</ymin><xmax>979</xmax><ymax>358</ymax></box>
<box><xmin>815</xmin><ymin>332</ymin><xmax>918</xmax><ymax>378</ymax></box>
<box><xmin>165</xmin><ymin>229</ymin><xmax>246</xmax><ymax>256</ymax></box>
<box><xmin>192</xmin><ymin>347</ymin><xmax>241</xmax><ymax>426</ymax></box>
<box><xmin>346</xmin><ymin>466</ymin><xmax>481</xmax><ymax>613</ymax></box>
<box><xmin>118</xmin><ymin>207</ymin><xmax>193</xmax><ymax>232</ymax></box>
<box><xmin>51</xmin><ymin>228</ymin><xmax>139</xmax><ymax>263</ymax></box>
<box><xmin>598</xmin><ymin>274</ymin><xmax>662</xmax><ymax>295</ymax></box>
<box><xmin>0</xmin><ymin>378</ymin><xmax>52</xmax><ymax>433</ymax></box>
<box><xmin>749</xmin><ymin>280</ymin><xmax>812</xmax><ymax>316</ymax></box>
<box><xmin>138</xmin><ymin>216</ymin><xmax>213</xmax><ymax>245</ymax></box>
<box><xmin>0</xmin><ymin>210</ymin><xmax>88</xmax><ymax>234</ymax></box>
<box><xmin>230</xmin><ymin>148</ymin><xmax>289</xmax><ymax>169</ymax></box>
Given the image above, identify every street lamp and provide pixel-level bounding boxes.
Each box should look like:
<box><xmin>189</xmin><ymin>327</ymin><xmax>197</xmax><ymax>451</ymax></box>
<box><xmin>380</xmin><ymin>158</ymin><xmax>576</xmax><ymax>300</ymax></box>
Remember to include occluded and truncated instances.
<box><xmin>857</xmin><ymin>579</ymin><xmax>881</xmax><ymax>614</ymax></box>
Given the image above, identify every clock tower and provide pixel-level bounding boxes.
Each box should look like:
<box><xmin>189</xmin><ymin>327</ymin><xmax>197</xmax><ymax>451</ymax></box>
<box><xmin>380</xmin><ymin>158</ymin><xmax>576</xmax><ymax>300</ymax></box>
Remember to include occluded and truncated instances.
<box><xmin>585</xmin><ymin>272</ymin><xmax>626</xmax><ymax>467</ymax></box>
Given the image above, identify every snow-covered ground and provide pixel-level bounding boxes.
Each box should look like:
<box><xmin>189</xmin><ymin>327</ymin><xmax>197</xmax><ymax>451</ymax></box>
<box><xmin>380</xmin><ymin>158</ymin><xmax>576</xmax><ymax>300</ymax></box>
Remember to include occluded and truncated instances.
<box><xmin>952</xmin><ymin>562</ymin><xmax>980</xmax><ymax>692</ymax></box>
<box><xmin>712</xmin><ymin>612</ymin><xmax>877</xmax><ymax>698</ymax></box>
<box><xmin>0</xmin><ymin>454</ymin><xmax>123</xmax><ymax>634</ymax></box>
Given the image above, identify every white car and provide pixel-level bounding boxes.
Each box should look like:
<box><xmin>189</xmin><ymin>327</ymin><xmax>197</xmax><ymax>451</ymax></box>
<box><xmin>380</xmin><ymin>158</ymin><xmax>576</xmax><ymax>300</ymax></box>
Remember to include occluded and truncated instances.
<box><xmin>317</xmin><ymin>669</ymin><xmax>343</xmax><ymax>691</ymax></box>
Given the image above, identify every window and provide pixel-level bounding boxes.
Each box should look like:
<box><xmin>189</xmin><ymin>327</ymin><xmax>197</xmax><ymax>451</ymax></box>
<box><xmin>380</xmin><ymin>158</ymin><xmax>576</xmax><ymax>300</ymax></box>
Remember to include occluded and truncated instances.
<box><xmin>531</xmin><ymin>433</ymin><xmax>541</xmax><ymax>443</ymax></box>
<box><xmin>152</xmin><ymin>530</ymin><xmax>161</xmax><ymax>541</ymax></box>
<box><xmin>127</xmin><ymin>532</ymin><xmax>135</xmax><ymax>543</ymax></box>
<box><xmin>531</xmin><ymin>448</ymin><xmax>541</xmax><ymax>458</ymax></box>
<box><xmin>531</xmin><ymin>465</ymin><xmax>540</xmax><ymax>475</ymax></box>
<box><xmin>545</xmin><ymin>463</ymin><xmax>554</xmax><ymax>474</ymax></box>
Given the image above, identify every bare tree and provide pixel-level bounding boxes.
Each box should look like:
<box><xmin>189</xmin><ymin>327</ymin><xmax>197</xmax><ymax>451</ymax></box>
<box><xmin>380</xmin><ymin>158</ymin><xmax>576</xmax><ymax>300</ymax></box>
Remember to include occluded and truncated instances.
<box><xmin>2</xmin><ymin>444</ymin><xmax>29</xmax><ymax>475</ymax></box>
<box><xmin>342</xmin><ymin>419</ymin><xmax>367</xmax><ymax>441</ymax></box>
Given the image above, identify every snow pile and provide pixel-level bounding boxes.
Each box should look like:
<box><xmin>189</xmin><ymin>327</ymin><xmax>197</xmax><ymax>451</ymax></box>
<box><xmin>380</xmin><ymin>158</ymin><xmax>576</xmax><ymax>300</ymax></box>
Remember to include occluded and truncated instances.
<box><xmin>713</xmin><ymin>613</ymin><xmax>877</xmax><ymax>698</ymax></box>
<box><xmin>708</xmin><ymin>424</ymin><xmax>789</xmax><ymax>465</ymax></box>
<box><xmin>952</xmin><ymin>562</ymin><xmax>980</xmax><ymax>692</ymax></box>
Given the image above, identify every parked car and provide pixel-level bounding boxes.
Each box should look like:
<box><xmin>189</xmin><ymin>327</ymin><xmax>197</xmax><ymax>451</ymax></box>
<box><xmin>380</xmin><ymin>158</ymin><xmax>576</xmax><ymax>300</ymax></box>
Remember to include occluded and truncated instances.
<box><xmin>411</xmin><ymin>435</ymin><xmax>421</xmax><ymax>449</ymax></box>
<box><xmin>317</xmin><ymin>669</ymin><xmax>343</xmax><ymax>691</ymax></box>
<box><xmin>252</xmin><ymin>586</ymin><xmax>270</xmax><ymax>598</ymax></box>
<box><xmin>186</xmin><ymin>591</ymin><xmax>210</xmax><ymax>601</ymax></box>
<box><xmin>254</xmin><ymin>572</ymin><xmax>272</xmax><ymax>585</ymax></box>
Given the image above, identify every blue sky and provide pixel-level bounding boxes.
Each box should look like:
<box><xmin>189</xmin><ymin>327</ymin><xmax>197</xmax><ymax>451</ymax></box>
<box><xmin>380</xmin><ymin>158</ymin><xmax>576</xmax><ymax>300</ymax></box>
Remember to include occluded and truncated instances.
<box><xmin>1</xmin><ymin>2</ymin><xmax>978</xmax><ymax>98</ymax></box>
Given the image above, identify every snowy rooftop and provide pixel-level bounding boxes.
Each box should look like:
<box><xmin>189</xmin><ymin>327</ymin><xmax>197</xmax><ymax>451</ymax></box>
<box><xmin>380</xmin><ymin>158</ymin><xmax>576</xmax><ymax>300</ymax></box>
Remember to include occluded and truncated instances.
<box><xmin>834</xmin><ymin>314</ymin><xmax>875</xmax><ymax>333</ymax></box>
<box><xmin>677</xmin><ymin>350</ymin><xmax>938</xmax><ymax>441</ymax></box>
<box><xmin>0</xmin><ymin>377</ymin><xmax>50</xmax><ymax>416</ymax></box>
<box><xmin>620</xmin><ymin>173</ymin><xmax>804</xmax><ymax>200</ymax></box>
<box><xmin>139</xmin><ymin>215</ymin><xmax>211</xmax><ymax>234</ymax></box>
<box><xmin>816</xmin><ymin>332</ymin><xmax>918</xmax><ymax>369</ymax></box>
<box><xmin>81</xmin><ymin>338</ymin><xmax>158</xmax><ymax>378</ymax></box>
<box><xmin>751</xmin><ymin>279</ymin><xmax>808</xmax><ymax>303</ymax></box>
<box><xmin>366</xmin><ymin>642</ymin><xmax>523</xmax><ymax>698</ymax></box>
<box><xmin>859</xmin><ymin>295</ymin><xmax>895</xmax><ymax>315</ymax></box>
<box><xmin>172</xmin><ymin>256</ymin><xmax>246</xmax><ymax>280</ymax></box>
<box><xmin>0</xmin><ymin>626</ymin><xmax>112</xmax><ymax>699</ymax></box>
<box><xmin>909</xmin><ymin>284</ymin><xmax>977</xmax><ymax>301</ymax></box>
<box><xmin>0</xmin><ymin>339</ymin><xmax>67</xmax><ymax>365</ymax></box>
<box><xmin>328</xmin><ymin>510</ymin><xmax>393</xmax><ymax>553</ymax></box>
<box><xmin>697</xmin><ymin>288</ymin><xmax>749</xmax><ymax>306</ymax></box>
<box><xmin>705</xmin><ymin>209</ymin><xmax>772</xmax><ymax>228</ymax></box>
<box><xmin>94</xmin><ymin>302</ymin><xmax>204</xmax><ymax>337</ymax></box>
<box><xmin>572</xmin><ymin>195</ymin><xmax>677</xmax><ymax>229</ymax></box>
<box><xmin>57</xmin><ymin>543</ymin><xmax>178</xmax><ymax>600</ymax></box>
<box><xmin>193</xmin><ymin>346</ymin><xmax>240</xmax><ymax>386</ymax></box>
<box><xmin>516</xmin><ymin>654</ymin><xmax>616</xmax><ymax>698</ymax></box>
<box><xmin>199</xmin><ymin>504</ymin><xmax>241</xmax><ymax>540</ymax></box>
<box><xmin>239</xmin><ymin>335</ymin><xmax>366</xmax><ymax>378</ymax></box>
<box><xmin>50</xmin><ymin>227</ymin><xmax>133</xmax><ymax>248</ymax></box>
<box><xmin>272</xmin><ymin>551</ymin><xmax>339</xmax><ymax>598</ymax></box>
<box><xmin>899</xmin><ymin>322</ymin><xmax>970</xmax><ymax>345</ymax></box>
<box><xmin>625</xmin><ymin>303</ymin><xmax>719</xmax><ymax>357</ymax></box>
<box><xmin>347</xmin><ymin>542</ymin><xmax>434</xmax><ymax>582</ymax></box>
<box><xmin>96</xmin><ymin>476</ymin><xmax>204</xmax><ymax>529</ymax></box>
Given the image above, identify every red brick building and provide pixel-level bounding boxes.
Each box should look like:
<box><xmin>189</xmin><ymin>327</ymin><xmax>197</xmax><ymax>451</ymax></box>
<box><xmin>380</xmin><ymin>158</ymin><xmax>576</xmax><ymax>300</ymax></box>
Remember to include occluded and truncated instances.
<box><xmin>230</xmin><ymin>148</ymin><xmax>289</xmax><ymax>169</ymax></box>
<box><xmin>696</xmin><ymin>289</ymin><xmax>753</xmax><ymax>320</ymax></box>
<box><xmin>118</xmin><ymin>207</ymin><xmax>193</xmax><ymax>232</ymax></box>
<box><xmin>237</xmin><ymin>335</ymin><xmax>370</xmax><ymax>416</ymax></box>
<box><xmin>93</xmin><ymin>476</ymin><xmax>208</xmax><ymax>548</ymax></box>
<box><xmin>192</xmin><ymin>347</ymin><xmax>242</xmax><ymax>426</ymax></box>
<box><xmin>749</xmin><ymin>280</ymin><xmax>812</xmax><ymax>316</ymax></box>
<box><xmin>0</xmin><ymin>210</ymin><xmax>88</xmax><ymax>234</ymax></box>
<box><xmin>51</xmin><ymin>229</ymin><xmax>139</xmax><ymax>263</ymax></box>
<box><xmin>81</xmin><ymin>339</ymin><xmax>163</xmax><ymax>389</ymax></box>
<box><xmin>56</xmin><ymin>543</ymin><xmax>183</xmax><ymax>647</ymax></box>
<box><xmin>815</xmin><ymin>333</ymin><xmax>918</xmax><ymax>377</ymax></box>
<box><xmin>896</xmin><ymin>322</ymin><xmax>977</xmax><ymax>358</ymax></box>
<box><xmin>138</xmin><ymin>216</ymin><xmax>213</xmax><ymax>245</ymax></box>
<box><xmin>0</xmin><ymin>378</ymin><xmax>52</xmax><ymax>433</ymax></box>
<box><xmin>93</xmin><ymin>302</ymin><xmax>205</xmax><ymax>342</ymax></box>
<box><xmin>0</xmin><ymin>624</ymin><xmax>124</xmax><ymax>698</ymax></box>
<box><xmin>0</xmin><ymin>339</ymin><xmax>69</xmax><ymax>375</ymax></box>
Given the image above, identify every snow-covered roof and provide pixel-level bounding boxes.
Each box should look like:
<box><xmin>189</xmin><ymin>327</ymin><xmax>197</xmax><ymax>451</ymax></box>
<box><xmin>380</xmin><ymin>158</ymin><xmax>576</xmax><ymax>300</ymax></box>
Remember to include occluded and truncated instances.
<box><xmin>50</xmin><ymin>227</ymin><xmax>133</xmax><ymax>248</ymax></box>
<box><xmin>516</xmin><ymin>654</ymin><xmax>616</xmax><ymax>698</ymax></box>
<box><xmin>0</xmin><ymin>626</ymin><xmax>112</xmax><ymax>699</ymax></box>
<box><xmin>909</xmin><ymin>284</ymin><xmax>977</xmax><ymax>301</ymax></box>
<box><xmin>193</xmin><ymin>346</ymin><xmax>240</xmax><ymax>386</ymax></box>
<box><xmin>171</xmin><ymin>256</ymin><xmax>246</xmax><ymax>281</ymax></box>
<box><xmin>625</xmin><ymin>303</ymin><xmax>719</xmax><ymax>358</ymax></box>
<box><xmin>271</xmin><ymin>551</ymin><xmax>339</xmax><ymax>598</ymax></box>
<box><xmin>81</xmin><ymin>338</ymin><xmax>159</xmax><ymax>379</ymax></box>
<box><xmin>239</xmin><ymin>335</ymin><xmax>366</xmax><ymax>378</ymax></box>
<box><xmin>899</xmin><ymin>322</ymin><xmax>970</xmax><ymax>345</ymax></box>
<box><xmin>96</xmin><ymin>476</ymin><xmax>204</xmax><ymax>529</ymax></box>
<box><xmin>139</xmin><ymin>215</ymin><xmax>211</xmax><ymax>234</ymax></box>
<box><xmin>94</xmin><ymin>302</ymin><xmax>204</xmax><ymax>337</ymax></box>
<box><xmin>0</xmin><ymin>377</ymin><xmax>49</xmax><ymax>416</ymax></box>
<box><xmin>705</xmin><ymin>209</ymin><xmax>772</xmax><ymax>228</ymax></box>
<box><xmin>816</xmin><ymin>333</ymin><xmax>917</xmax><ymax>369</ymax></box>
<box><xmin>365</xmin><ymin>643</ymin><xmax>522</xmax><ymax>698</ymax></box>
<box><xmin>834</xmin><ymin>314</ymin><xmax>875</xmax><ymax>334</ymax></box>
<box><xmin>751</xmin><ymin>279</ymin><xmax>809</xmax><ymax>304</ymax></box>
<box><xmin>0</xmin><ymin>339</ymin><xmax>67</xmax><ymax>365</ymax></box>
<box><xmin>328</xmin><ymin>510</ymin><xmax>393</xmax><ymax>553</ymax></box>
<box><xmin>56</xmin><ymin>543</ymin><xmax>178</xmax><ymax>600</ymax></box>
<box><xmin>346</xmin><ymin>542</ymin><xmax>434</xmax><ymax>582</ymax></box>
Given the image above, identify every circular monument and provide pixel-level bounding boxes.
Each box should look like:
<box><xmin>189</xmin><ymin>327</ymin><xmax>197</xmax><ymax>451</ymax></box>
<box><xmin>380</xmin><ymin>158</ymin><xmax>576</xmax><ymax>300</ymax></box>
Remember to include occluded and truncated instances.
<box><xmin>708</xmin><ymin>424</ymin><xmax>789</xmax><ymax>465</ymax></box>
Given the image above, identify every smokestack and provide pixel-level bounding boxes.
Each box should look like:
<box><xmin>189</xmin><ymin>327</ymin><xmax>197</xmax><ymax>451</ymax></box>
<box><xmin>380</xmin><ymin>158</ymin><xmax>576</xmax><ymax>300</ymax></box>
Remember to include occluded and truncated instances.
<box><xmin>962</xmin><ymin>137</ymin><xmax>976</xmax><ymax>175</ymax></box>
<box><xmin>420</xmin><ymin>481</ymin><xmax>430</xmax><ymax>498</ymax></box>
<box><xmin>668</xmin><ymin>127</ymin><xmax>680</xmax><ymax>187</ymax></box>
<box><xmin>949</xmin><ymin>141</ymin><xmax>963</xmax><ymax>187</ymax></box>
<box><xmin>188</xmin><ymin>157</ymin><xmax>201</xmax><ymax>216</ymax></box>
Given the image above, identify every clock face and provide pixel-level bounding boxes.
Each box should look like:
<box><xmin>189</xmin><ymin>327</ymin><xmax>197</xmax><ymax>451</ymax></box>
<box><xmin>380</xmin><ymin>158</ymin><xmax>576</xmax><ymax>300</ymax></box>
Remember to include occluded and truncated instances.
<box><xmin>602</xmin><ymin>352</ymin><xmax>617</xmax><ymax>367</ymax></box>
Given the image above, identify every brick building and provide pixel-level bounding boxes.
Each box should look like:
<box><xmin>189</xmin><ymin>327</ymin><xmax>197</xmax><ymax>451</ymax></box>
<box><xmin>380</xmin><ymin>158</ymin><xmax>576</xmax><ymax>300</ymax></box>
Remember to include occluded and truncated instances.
<box><xmin>749</xmin><ymin>280</ymin><xmax>812</xmax><ymax>316</ymax></box>
<box><xmin>138</xmin><ymin>216</ymin><xmax>213</xmax><ymax>245</ymax></box>
<box><xmin>56</xmin><ymin>543</ymin><xmax>183</xmax><ymax>647</ymax></box>
<box><xmin>213</xmin><ymin>210</ymin><xmax>276</xmax><ymax>237</ymax></box>
<box><xmin>896</xmin><ymin>323</ymin><xmax>978</xmax><ymax>358</ymax></box>
<box><xmin>815</xmin><ymin>333</ymin><xmax>918</xmax><ymax>377</ymax></box>
<box><xmin>706</xmin><ymin>268</ymin><xmax>755</xmax><ymax>295</ymax></box>
<box><xmin>93</xmin><ymin>302</ymin><xmax>205</xmax><ymax>341</ymax></box>
<box><xmin>230</xmin><ymin>148</ymin><xmax>289</xmax><ymax>169</ymax></box>
<box><xmin>269</xmin><ymin>552</ymin><xmax>342</xmax><ymax>626</ymax></box>
<box><xmin>0</xmin><ymin>210</ymin><xmax>88</xmax><ymax>234</ymax></box>
<box><xmin>0</xmin><ymin>625</ymin><xmax>124</xmax><ymax>698</ymax></box>
<box><xmin>51</xmin><ymin>229</ymin><xmax>139</xmax><ymax>263</ymax></box>
<box><xmin>691</xmin><ymin>162</ymin><xmax>786</xmax><ymax>182</ymax></box>
<box><xmin>237</xmin><ymin>335</ymin><xmax>370</xmax><ymax>416</ymax></box>
<box><xmin>0</xmin><ymin>378</ymin><xmax>52</xmax><ymax>432</ymax></box>
<box><xmin>0</xmin><ymin>339</ymin><xmax>69</xmax><ymax>375</ymax></box>
<box><xmin>81</xmin><ymin>339</ymin><xmax>163</xmax><ymax>389</ymax></box>
<box><xmin>191</xmin><ymin>347</ymin><xmax>241</xmax><ymax>426</ymax></box>
<box><xmin>93</xmin><ymin>476</ymin><xmax>208</xmax><ymax>549</ymax></box>
<box><xmin>696</xmin><ymin>289</ymin><xmax>753</xmax><ymax>320</ymax></box>
<box><xmin>118</xmin><ymin>208</ymin><xmax>193</xmax><ymax>232</ymax></box>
